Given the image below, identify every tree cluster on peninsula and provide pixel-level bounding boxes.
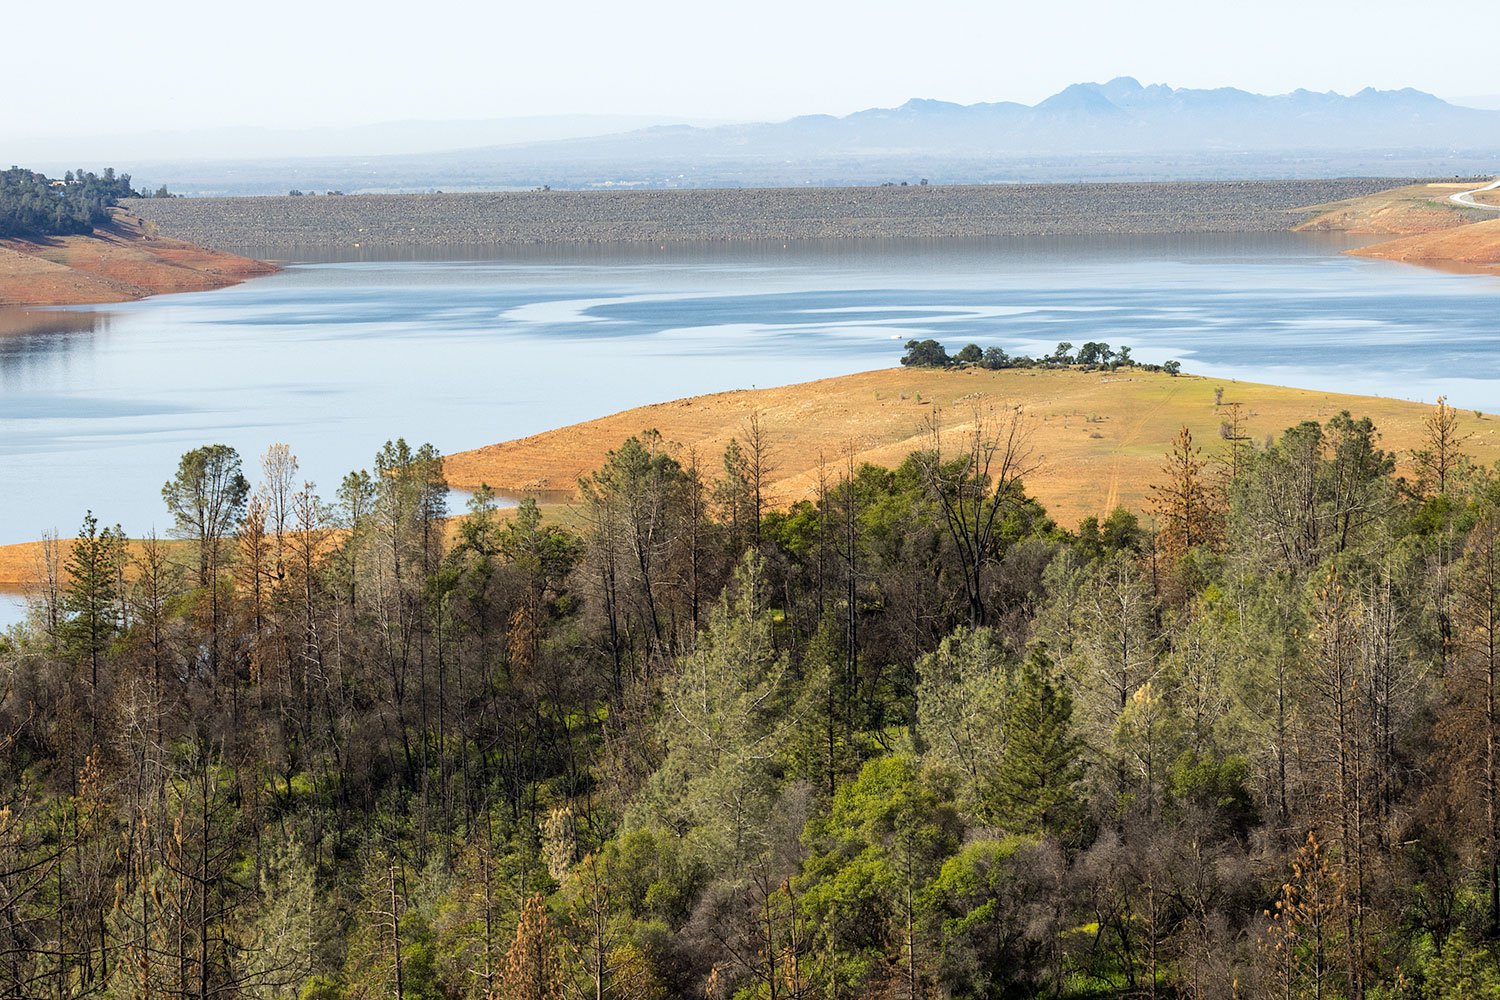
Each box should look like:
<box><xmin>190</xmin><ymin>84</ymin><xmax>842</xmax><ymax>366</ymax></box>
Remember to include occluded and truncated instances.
<box><xmin>0</xmin><ymin>166</ymin><xmax>169</xmax><ymax>238</ymax></box>
<box><xmin>902</xmin><ymin>337</ymin><xmax>1183</xmax><ymax>375</ymax></box>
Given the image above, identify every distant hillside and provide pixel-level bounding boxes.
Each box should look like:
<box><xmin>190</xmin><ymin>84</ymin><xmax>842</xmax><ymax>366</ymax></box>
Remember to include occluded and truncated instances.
<box><xmin>109</xmin><ymin>79</ymin><xmax>1500</xmax><ymax>194</ymax></box>
<box><xmin>508</xmin><ymin>78</ymin><xmax>1500</xmax><ymax>161</ymax></box>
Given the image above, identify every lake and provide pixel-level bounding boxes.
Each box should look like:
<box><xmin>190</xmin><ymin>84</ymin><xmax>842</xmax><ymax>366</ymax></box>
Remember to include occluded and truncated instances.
<box><xmin>3</xmin><ymin>231</ymin><xmax>1500</xmax><ymax>627</ymax></box>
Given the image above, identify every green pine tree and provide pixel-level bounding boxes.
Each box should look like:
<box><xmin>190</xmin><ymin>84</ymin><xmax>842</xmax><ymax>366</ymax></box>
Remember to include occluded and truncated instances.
<box><xmin>63</xmin><ymin>510</ymin><xmax>125</xmax><ymax>694</ymax></box>
<box><xmin>991</xmin><ymin>645</ymin><xmax>1083</xmax><ymax>836</ymax></box>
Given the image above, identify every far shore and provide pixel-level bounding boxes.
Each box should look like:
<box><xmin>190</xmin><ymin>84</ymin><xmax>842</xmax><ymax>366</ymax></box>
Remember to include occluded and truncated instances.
<box><xmin>1294</xmin><ymin>179</ymin><xmax>1500</xmax><ymax>273</ymax></box>
<box><xmin>124</xmin><ymin>179</ymin><xmax>1404</xmax><ymax>251</ymax></box>
<box><xmin>119</xmin><ymin>177</ymin><xmax>1500</xmax><ymax>278</ymax></box>
<box><xmin>0</xmin><ymin>210</ymin><xmax>276</xmax><ymax>308</ymax></box>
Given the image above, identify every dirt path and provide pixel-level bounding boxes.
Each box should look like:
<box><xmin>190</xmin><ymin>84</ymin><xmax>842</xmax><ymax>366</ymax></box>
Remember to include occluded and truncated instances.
<box><xmin>1101</xmin><ymin>377</ymin><xmax>1182</xmax><ymax>516</ymax></box>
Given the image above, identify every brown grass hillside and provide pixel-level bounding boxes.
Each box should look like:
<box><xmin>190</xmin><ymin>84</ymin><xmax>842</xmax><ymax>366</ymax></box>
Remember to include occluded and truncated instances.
<box><xmin>445</xmin><ymin>367</ymin><xmax>1500</xmax><ymax>529</ymax></box>
<box><xmin>6</xmin><ymin>368</ymin><xmax>1492</xmax><ymax>590</ymax></box>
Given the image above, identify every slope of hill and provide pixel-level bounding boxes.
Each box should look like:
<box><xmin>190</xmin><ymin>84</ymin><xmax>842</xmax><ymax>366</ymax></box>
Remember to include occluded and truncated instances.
<box><xmin>0</xmin><ymin>210</ymin><xmax>275</xmax><ymax>306</ymax></box>
<box><xmin>1293</xmin><ymin>181</ymin><xmax>1493</xmax><ymax>235</ymax></box>
<box><xmin>1349</xmin><ymin>216</ymin><xmax>1500</xmax><ymax>271</ymax></box>
<box><xmin>444</xmin><ymin>367</ymin><xmax>1496</xmax><ymax>528</ymax></box>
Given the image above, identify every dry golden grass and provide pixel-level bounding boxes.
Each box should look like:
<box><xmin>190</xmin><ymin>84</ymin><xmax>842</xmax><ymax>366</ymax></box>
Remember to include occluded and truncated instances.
<box><xmin>0</xmin><ymin>541</ymin><xmax>53</xmax><ymax>590</ymax></box>
<box><xmin>0</xmin><ymin>537</ymin><xmax>201</xmax><ymax>591</ymax></box>
<box><xmin>445</xmin><ymin>367</ymin><xmax>1500</xmax><ymax>529</ymax></box>
<box><xmin>1293</xmin><ymin>182</ymin><xmax>1480</xmax><ymax>236</ymax></box>
<box><xmin>8</xmin><ymin>369</ymin><xmax>1492</xmax><ymax>589</ymax></box>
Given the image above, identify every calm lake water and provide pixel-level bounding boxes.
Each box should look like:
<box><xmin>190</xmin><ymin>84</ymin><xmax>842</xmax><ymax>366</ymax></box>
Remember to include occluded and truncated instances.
<box><xmin>3</xmin><ymin>231</ymin><xmax>1500</xmax><ymax>627</ymax></box>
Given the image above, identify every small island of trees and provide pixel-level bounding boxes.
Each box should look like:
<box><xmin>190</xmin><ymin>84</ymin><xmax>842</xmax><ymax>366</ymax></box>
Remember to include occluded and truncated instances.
<box><xmin>901</xmin><ymin>337</ymin><xmax>1182</xmax><ymax>375</ymax></box>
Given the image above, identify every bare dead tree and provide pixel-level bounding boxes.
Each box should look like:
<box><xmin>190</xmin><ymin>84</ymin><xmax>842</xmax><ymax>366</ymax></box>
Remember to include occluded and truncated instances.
<box><xmin>916</xmin><ymin>404</ymin><xmax>1041</xmax><ymax>627</ymax></box>
<box><xmin>28</xmin><ymin>530</ymin><xmax>63</xmax><ymax>640</ymax></box>
<box><xmin>258</xmin><ymin>444</ymin><xmax>299</xmax><ymax>580</ymax></box>
<box><xmin>743</xmin><ymin>411</ymin><xmax>775</xmax><ymax>551</ymax></box>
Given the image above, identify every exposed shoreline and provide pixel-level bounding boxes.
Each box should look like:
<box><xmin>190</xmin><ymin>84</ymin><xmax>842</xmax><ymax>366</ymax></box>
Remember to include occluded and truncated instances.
<box><xmin>1293</xmin><ymin>179</ymin><xmax>1500</xmax><ymax>272</ymax></box>
<box><xmin>0</xmin><ymin>210</ymin><xmax>276</xmax><ymax>308</ymax></box>
<box><xmin>123</xmin><ymin>179</ymin><xmax>1408</xmax><ymax>251</ymax></box>
<box><xmin>1348</xmin><ymin>217</ymin><xmax>1500</xmax><ymax>273</ymax></box>
<box><xmin>1</xmin><ymin>179</ymin><xmax>1477</xmax><ymax>310</ymax></box>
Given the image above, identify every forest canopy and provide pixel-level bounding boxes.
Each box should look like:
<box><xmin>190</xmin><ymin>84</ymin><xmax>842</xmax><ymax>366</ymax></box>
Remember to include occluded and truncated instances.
<box><xmin>0</xmin><ymin>166</ymin><xmax>160</xmax><ymax>238</ymax></box>
<box><xmin>2</xmin><ymin>396</ymin><xmax>1499</xmax><ymax>998</ymax></box>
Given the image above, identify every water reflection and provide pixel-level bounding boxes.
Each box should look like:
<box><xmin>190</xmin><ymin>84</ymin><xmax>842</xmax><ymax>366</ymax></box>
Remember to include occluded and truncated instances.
<box><xmin>0</xmin><ymin>589</ymin><xmax>30</xmax><ymax>633</ymax></box>
<box><xmin>0</xmin><ymin>308</ymin><xmax>111</xmax><ymax>370</ymax></box>
<box><xmin>0</xmin><ymin>307</ymin><xmax>108</xmax><ymax>339</ymax></box>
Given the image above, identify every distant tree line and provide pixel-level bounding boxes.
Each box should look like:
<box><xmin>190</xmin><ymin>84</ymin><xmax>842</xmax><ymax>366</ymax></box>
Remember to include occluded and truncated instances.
<box><xmin>902</xmin><ymin>337</ymin><xmax>1182</xmax><ymax>375</ymax></box>
<box><xmin>0</xmin><ymin>167</ymin><xmax>170</xmax><ymax>238</ymax></box>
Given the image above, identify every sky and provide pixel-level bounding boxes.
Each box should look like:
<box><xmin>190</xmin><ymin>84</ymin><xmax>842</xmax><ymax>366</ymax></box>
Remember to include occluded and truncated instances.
<box><xmin>5</xmin><ymin>0</ymin><xmax>1497</xmax><ymax>141</ymax></box>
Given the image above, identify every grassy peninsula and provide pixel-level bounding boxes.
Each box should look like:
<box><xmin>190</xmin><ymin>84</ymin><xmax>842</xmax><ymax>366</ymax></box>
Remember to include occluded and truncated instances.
<box><xmin>5</xmin><ymin>355</ymin><xmax>1500</xmax><ymax>996</ymax></box>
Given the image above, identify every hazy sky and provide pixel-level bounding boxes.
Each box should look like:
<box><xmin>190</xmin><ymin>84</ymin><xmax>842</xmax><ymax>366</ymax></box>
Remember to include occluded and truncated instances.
<box><xmin>6</xmin><ymin>0</ymin><xmax>1497</xmax><ymax>137</ymax></box>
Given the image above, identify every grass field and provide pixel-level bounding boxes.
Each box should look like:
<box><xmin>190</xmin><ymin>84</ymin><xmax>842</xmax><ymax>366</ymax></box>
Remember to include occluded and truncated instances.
<box><xmin>1293</xmin><ymin>182</ymin><xmax>1487</xmax><ymax>236</ymax></box>
<box><xmin>445</xmin><ymin>366</ymin><xmax>1499</xmax><ymax>529</ymax></box>
<box><xmin>6</xmin><ymin>368</ymin><xmax>1493</xmax><ymax>591</ymax></box>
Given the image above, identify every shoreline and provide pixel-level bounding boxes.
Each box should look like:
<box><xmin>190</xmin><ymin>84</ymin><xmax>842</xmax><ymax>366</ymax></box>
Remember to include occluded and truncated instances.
<box><xmin>1292</xmin><ymin>178</ymin><xmax>1500</xmax><ymax>273</ymax></box>
<box><xmin>1346</xmin><ymin>217</ymin><xmax>1500</xmax><ymax>274</ymax></box>
<box><xmin>443</xmin><ymin>365</ymin><xmax>1497</xmax><ymax>527</ymax></box>
<box><xmin>4</xmin><ymin>365</ymin><xmax>1492</xmax><ymax>588</ymax></box>
<box><xmin>0</xmin><ymin>210</ymin><xmax>276</xmax><ymax>308</ymax></box>
<box><xmin>119</xmin><ymin>176</ymin><xmax>1500</xmax><ymax>278</ymax></box>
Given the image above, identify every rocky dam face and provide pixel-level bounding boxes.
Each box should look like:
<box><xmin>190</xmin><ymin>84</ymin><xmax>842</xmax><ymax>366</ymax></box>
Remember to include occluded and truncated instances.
<box><xmin>125</xmin><ymin>179</ymin><xmax>1408</xmax><ymax>251</ymax></box>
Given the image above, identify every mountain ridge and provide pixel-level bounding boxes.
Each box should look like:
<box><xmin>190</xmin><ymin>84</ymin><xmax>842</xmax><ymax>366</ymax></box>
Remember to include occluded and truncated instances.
<box><xmin>498</xmin><ymin>77</ymin><xmax>1496</xmax><ymax>159</ymax></box>
<box><xmin>93</xmin><ymin>79</ymin><xmax>1500</xmax><ymax>194</ymax></box>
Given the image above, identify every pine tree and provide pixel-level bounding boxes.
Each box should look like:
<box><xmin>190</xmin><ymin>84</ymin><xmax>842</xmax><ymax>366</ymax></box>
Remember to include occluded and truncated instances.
<box><xmin>62</xmin><ymin>510</ymin><xmax>124</xmax><ymax>696</ymax></box>
<box><xmin>1413</xmin><ymin>395</ymin><xmax>1472</xmax><ymax>497</ymax></box>
<box><xmin>1262</xmin><ymin>831</ymin><xmax>1345</xmax><ymax>1000</ymax></box>
<box><xmin>1151</xmin><ymin>425</ymin><xmax>1223</xmax><ymax>561</ymax></box>
<box><xmin>498</xmin><ymin>895</ymin><xmax>564</xmax><ymax>1000</ymax></box>
<box><xmin>991</xmin><ymin>647</ymin><xmax>1082</xmax><ymax>836</ymax></box>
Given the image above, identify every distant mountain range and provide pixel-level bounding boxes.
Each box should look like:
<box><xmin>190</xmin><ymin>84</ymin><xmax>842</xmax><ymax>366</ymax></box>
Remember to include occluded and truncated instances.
<box><xmin>94</xmin><ymin>79</ymin><xmax>1500</xmax><ymax>194</ymax></box>
<box><xmin>488</xmin><ymin>77</ymin><xmax>1500</xmax><ymax>161</ymax></box>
